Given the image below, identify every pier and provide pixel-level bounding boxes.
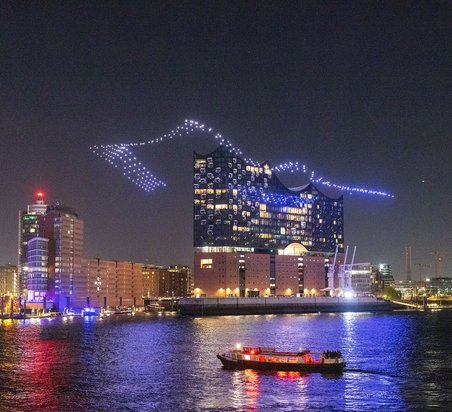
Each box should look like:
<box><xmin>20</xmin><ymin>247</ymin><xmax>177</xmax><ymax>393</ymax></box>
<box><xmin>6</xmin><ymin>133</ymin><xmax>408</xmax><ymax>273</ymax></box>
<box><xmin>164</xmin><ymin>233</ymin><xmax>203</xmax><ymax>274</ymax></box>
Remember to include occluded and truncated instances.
<box><xmin>179</xmin><ymin>296</ymin><xmax>393</xmax><ymax>316</ymax></box>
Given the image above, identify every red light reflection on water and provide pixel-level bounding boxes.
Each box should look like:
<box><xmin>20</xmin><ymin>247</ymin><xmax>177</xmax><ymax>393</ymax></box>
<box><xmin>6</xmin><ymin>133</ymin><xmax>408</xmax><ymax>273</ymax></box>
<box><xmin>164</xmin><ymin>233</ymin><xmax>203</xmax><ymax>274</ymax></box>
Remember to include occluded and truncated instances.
<box><xmin>276</xmin><ymin>370</ymin><xmax>308</xmax><ymax>381</ymax></box>
<box><xmin>244</xmin><ymin>369</ymin><xmax>260</xmax><ymax>410</ymax></box>
<box><xmin>14</xmin><ymin>335</ymin><xmax>79</xmax><ymax>410</ymax></box>
<box><xmin>238</xmin><ymin>369</ymin><xmax>309</xmax><ymax>410</ymax></box>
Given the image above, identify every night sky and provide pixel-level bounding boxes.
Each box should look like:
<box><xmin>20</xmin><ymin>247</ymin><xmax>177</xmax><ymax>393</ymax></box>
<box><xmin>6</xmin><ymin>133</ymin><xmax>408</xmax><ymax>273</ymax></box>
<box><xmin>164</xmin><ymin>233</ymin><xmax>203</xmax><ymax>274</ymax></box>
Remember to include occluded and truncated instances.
<box><xmin>1</xmin><ymin>1</ymin><xmax>450</xmax><ymax>279</ymax></box>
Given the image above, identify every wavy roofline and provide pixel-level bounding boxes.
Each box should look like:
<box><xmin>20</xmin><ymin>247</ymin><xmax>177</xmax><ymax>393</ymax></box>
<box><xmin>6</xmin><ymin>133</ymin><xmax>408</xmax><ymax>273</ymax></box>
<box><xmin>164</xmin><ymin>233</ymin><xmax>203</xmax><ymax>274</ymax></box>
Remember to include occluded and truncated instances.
<box><xmin>194</xmin><ymin>146</ymin><xmax>343</xmax><ymax>201</ymax></box>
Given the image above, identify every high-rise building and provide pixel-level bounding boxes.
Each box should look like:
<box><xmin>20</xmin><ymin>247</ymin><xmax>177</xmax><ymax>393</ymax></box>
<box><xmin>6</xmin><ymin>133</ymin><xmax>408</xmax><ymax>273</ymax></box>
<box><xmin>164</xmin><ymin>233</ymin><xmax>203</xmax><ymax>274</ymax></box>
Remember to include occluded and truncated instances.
<box><xmin>18</xmin><ymin>192</ymin><xmax>84</xmax><ymax>311</ymax></box>
<box><xmin>193</xmin><ymin>146</ymin><xmax>345</xmax><ymax>297</ymax></box>
<box><xmin>194</xmin><ymin>146</ymin><xmax>344</xmax><ymax>252</ymax></box>
<box><xmin>18</xmin><ymin>191</ymin><xmax>47</xmax><ymax>295</ymax></box>
<box><xmin>37</xmin><ymin>205</ymin><xmax>84</xmax><ymax>311</ymax></box>
<box><xmin>26</xmin><ymin>237</ymin><xmax>49</xmax><ymax>302</ymax></box>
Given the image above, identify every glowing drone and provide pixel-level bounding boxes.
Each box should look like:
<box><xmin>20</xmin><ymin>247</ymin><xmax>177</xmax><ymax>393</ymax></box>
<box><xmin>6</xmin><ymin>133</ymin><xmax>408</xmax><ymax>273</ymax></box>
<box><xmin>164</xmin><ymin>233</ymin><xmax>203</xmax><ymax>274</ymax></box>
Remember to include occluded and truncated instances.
<box><xmin>90</xmin><ymin>119</ymin><xmax>394</xmax><ymax>197</ymax></box>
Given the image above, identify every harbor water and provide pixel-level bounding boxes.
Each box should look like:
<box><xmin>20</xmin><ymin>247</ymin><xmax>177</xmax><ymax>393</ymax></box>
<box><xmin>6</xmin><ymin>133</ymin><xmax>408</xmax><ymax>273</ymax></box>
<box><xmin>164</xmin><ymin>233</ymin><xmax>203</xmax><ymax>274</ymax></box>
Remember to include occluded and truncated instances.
<box><xmin>0</xmin><ymin>311</ymin><xmax>451</xmax><ymax>411</ymax></box>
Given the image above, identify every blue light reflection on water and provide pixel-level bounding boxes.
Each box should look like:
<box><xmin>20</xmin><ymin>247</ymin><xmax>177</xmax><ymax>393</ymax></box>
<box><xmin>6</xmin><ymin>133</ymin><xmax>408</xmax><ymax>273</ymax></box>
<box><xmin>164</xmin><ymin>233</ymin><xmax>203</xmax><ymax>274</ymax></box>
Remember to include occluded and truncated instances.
<box><xmin>0</xmin><ymin>311</ymin><xmax>451</xmax><ymax>411</ymax></box>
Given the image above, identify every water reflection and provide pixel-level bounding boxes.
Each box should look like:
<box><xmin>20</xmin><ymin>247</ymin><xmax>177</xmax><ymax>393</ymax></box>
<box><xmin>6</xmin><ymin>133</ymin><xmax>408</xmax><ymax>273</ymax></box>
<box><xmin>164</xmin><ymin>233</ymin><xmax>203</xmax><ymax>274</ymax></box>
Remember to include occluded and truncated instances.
<box><xmin>231</xmin><ymin>369</ymin><xmax>312</xmax><ymax>411</ymax></box>
<box><xmin>243</xmin><ymin>369</ymin><xmax>259</xmax><ymax>410</ymax></box>
<box><xmin>0</xmin><ymin>319</ymin><xmax>82</xmax><ymax>411</ymax></box>
<box><xmin>1</xmin><ymin>312</ymin><xmax>451</xmax><ymax>411</ymax></box>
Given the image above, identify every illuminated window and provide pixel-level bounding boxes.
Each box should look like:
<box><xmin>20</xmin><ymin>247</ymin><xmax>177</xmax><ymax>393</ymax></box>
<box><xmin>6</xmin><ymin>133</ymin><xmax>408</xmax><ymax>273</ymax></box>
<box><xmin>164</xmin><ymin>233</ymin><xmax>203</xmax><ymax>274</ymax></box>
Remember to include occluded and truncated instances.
<box><xmin>200</xmin><ymin>259</ymin><xmax>213</xmax><ymax>269</ymax></box>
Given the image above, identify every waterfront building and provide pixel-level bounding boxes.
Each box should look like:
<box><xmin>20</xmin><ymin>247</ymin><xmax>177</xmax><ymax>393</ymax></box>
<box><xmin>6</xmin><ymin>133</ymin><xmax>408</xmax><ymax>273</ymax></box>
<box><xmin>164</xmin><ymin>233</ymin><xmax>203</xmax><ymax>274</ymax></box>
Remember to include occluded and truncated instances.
<box><xmin>349</xmin><ymin>263</ymin><xmax>373</xmax><ymax>296</ymax></box>
<box><xmin>18</xmin><ymin>192</ymin><xmax>84</xmax><ymax>311</ymax></box>
<box><xmin>194</xmin><ymin>246</ymin><xmax>343</xmax><ymax>297</ymax></box>
<box><xmin>17</xmin><ymin>191</ymin><xmax>47</xmax><ymax>295</ymax></box>
<box><xmin>194</xmin><ymin>146</ymin><xmax>344</xmax><ymax>252</ymax></box>
<box><xmin>0</xmin><ymin>264</ymin><xmax>17</xmax><ymax>296</ymax></box>
<box><xmin>81</xmin><ymin>258</ymin><xmax>143</xmax><ymax>309</ymax></box>
<box><xmin>142</xmin><ymin>265</ymin><xmax>166</xmax><ymax>298</ymax></box>
<box><xmin>26</xmin><ymin>237</ymin><xmax>50</xmax><ymax>302</ymax></box>
<box><xmin>38</xmin><ymin>205</ymin><xmax>84</xmax><ymax>311</ymax></box>
<box><xmin>193</xmin><ymin>146</ymin><xmax>344</xmax><ymax>297</ymax></box>
<box><xmin>425</xmin><ymin>277</ymin><xmax>452</xmax><ymax>296</ymax></box>
<box><xmin>166</xmin><ymin>265</ymin><xmax>193</xmax><ymax>298</ymax></box>
<box><xmin>143</xmin><ymin>264</ymin><xmax>193</xmax><ymax>298</ymax></box>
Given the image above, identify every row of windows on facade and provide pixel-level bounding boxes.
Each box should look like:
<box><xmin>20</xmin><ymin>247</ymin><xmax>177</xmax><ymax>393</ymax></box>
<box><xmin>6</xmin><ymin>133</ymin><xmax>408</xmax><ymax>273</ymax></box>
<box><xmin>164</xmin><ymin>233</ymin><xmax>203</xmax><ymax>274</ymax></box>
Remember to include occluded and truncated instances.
<box><xmin>194</xmin><ymin>184</ymin><xmax>341</xmax><ymax>208</ymax></box>
<box><xmin>194</xmin><ymin>194</ymin><xmax>339</xmax><ymax>214</ymax></box>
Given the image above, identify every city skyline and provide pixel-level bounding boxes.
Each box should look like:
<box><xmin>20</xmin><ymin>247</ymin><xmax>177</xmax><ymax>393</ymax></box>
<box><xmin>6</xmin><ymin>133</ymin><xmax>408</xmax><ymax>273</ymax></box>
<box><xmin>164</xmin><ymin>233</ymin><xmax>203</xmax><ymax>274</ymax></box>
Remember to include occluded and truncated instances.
<box><xmin>1</xmin><ymin>2</ymin><xmax>451</xmax><ymax>278</ymax></box>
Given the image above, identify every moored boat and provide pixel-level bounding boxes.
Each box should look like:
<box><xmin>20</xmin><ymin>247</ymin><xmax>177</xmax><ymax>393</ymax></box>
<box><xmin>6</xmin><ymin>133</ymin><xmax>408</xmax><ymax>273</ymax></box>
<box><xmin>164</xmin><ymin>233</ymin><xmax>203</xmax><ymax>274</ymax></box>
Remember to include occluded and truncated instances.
<box><xmin>145</xmin><ymin>302</ymin><xmax>164</xmax><ymax>312</ymax></box>
<box><xmin>114</xmin><ymin>308</ymin><xmax>133</xmax><ymax>315</ymax></box>
<box><xmin>82</xmin><ymin>307</ymin><xmax>98</xmax><ymax>316</ymax></box>
<box><xmin>217</xmin><ymin>346</ymin><xmax>345</xmax><ymax>373</ymax></box>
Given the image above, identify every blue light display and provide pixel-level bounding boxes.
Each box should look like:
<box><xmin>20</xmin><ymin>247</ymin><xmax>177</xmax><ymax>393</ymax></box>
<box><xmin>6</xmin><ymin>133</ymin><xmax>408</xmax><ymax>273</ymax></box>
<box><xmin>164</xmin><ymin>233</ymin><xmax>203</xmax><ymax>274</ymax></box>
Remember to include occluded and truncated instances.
<box><xmin>91</xmin><ymin>119</ymin><xmax>394</xmax><ymax>198</ymax></box>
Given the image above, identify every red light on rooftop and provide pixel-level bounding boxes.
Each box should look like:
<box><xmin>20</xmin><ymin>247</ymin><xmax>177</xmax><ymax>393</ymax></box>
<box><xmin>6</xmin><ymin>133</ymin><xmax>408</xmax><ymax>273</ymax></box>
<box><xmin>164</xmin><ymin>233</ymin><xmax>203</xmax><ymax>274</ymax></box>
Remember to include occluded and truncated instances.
<box><xmin>36</xmin><ymin>191</ymin><xmax>44</xmax><ymax>199</ymax></box>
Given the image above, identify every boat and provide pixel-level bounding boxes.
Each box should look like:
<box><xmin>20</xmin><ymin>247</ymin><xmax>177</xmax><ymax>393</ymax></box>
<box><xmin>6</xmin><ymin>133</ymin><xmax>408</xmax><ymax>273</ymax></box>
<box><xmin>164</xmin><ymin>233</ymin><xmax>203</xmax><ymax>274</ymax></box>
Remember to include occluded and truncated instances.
<box><xmin>82</xmin><ymin>307</ymin><xmax>98</xmax><ymax>316</ymax></box>
<box><xmin>145</xmin><ymin>302</ymin><xmax>164</xmax><ymax>312</ymax></box>
<box><xmin>113</xmin><ymin>308</ymin><xmax>133</xmax><ymax>315</ymax></box>
<box><xmin>217</xmin><ymin>346</ymin><xmax>345</xmax><ymax>373</ymax></box>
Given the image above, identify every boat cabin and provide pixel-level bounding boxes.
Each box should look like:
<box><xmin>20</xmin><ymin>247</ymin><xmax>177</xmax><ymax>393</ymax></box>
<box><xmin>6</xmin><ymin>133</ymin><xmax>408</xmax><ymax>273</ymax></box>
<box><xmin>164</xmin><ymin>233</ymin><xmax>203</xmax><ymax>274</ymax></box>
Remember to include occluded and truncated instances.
<box><xmin>229</xmin><ymin>346</ymin><xmax>342</xmax><ymax>365</ymax></box>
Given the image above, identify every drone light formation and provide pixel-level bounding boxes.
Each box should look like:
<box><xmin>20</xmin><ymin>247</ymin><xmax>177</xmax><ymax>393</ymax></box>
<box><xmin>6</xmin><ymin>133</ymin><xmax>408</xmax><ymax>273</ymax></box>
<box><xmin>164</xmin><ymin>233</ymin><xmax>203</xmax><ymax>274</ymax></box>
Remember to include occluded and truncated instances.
<box><xmin>90</xmin><ymin>119</ymin><xmax>394</xmax><ymax>197</ymax></box>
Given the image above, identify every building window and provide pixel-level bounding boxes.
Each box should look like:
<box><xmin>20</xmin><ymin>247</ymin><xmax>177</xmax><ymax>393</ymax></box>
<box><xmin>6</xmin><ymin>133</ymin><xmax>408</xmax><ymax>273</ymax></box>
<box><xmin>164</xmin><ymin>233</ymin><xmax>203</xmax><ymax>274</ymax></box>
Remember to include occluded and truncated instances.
<box><xmin>200</xmin><ymin>259</ymin><xmax>213</xmax><ymax>269</ymax></box>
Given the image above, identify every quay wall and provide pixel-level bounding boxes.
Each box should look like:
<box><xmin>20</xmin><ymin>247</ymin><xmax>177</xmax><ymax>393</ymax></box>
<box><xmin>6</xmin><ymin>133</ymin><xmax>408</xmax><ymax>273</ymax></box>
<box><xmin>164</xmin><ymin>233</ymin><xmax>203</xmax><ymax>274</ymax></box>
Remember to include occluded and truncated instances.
<box><xmin>179</xmin><ymin>296</ymin><xmax>393</xmax><ymax>316</ymax></box>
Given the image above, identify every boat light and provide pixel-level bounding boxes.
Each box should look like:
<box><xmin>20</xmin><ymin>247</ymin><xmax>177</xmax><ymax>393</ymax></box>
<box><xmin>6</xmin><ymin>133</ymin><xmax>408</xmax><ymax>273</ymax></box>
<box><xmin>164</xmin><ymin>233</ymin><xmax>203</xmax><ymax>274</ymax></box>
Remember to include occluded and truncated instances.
<box><xmin>344</xmin><ymin>290</ymin><xmax>354</xmax><ymax>299</ymax></box>
<box><xmin>236</xmin><ymin>343</ymin><xmax>242</xmax><ymax>350</ymax></box>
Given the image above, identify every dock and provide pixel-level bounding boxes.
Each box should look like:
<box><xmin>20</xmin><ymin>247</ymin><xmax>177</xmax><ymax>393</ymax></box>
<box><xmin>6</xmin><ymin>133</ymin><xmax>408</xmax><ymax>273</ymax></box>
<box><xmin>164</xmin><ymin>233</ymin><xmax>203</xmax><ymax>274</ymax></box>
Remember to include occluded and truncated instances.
<box><xmin>179</xmin><ymin>296</ymin><xmax>393</xmax><ymax>316</ymax></box>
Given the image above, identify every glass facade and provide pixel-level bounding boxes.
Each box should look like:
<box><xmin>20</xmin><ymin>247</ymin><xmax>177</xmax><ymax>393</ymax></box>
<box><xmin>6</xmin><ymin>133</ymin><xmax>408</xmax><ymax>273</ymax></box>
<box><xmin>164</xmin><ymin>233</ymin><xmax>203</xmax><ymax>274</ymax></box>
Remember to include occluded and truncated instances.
<box><xmin>18</xmin><ymin>194</ymin><xmax>48</xmax><ymax>296</ymax></box>
<box><xmin>42</xmin><ymin>206</ymin><xmax>84</xmax><ymax>309</ymax></box>
<box><xmin>26</xmin><ymin>237</ymin><xmax>49</xmax><ymax>300</ymax></box>
<box><xmin>193</xmin><ymin>146</ymin><xmax>344</xmax><ymax>253</ymax></box>
<box><xmin>18</xmin><ymin>214</ymin><xmax>41</xmax><ymax>295</ymax></box>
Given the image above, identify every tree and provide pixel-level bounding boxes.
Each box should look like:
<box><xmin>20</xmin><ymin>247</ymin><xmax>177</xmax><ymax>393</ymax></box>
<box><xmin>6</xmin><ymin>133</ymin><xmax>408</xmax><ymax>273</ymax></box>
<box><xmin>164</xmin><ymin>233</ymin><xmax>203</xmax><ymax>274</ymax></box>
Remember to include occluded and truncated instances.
<box><xmin>382</xmin><ymin>286</ymin><xmax>401</xmax><ymax>301</ymax></box>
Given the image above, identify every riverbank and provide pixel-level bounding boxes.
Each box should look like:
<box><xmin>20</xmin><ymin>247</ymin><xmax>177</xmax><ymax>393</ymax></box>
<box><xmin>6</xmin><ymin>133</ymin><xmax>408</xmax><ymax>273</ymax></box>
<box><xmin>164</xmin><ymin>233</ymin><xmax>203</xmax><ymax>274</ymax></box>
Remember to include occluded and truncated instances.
<box><xmin>179</xmin><ymin>296</ymin><xmax>393</xmax><ymax>316</ymax></box>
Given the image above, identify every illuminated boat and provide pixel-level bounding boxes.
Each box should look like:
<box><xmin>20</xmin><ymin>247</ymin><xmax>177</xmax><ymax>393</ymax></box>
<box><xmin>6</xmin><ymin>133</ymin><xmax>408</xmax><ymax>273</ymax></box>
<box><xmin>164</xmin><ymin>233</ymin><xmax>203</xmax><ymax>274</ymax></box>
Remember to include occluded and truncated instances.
<box><xmin>217</xmin><ymin>346</ymin><xmax>345</xmax><ymax>373</ymax></box>
<box><xmin>114</xmin><ymin>308</ymin><xmax>133</xmax><ymax>315</ymax></box>
<box><xmin>82</xmin><ymin>308</ymin><xmax>98</xmax><ymax>316</ymax></box>
<box><xmin>145</xmin><ymin>302</ymin><xmax>164</xmax><ymax>312</ymax></box>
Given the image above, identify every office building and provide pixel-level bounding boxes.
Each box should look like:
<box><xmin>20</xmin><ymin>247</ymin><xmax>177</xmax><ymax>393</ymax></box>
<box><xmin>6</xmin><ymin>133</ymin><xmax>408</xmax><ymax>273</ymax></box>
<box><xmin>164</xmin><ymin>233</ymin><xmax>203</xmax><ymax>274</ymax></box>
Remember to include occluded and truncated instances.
<box><xmin>26</xmin><ymin>237</ymin><xmax>50</xmax><ymax>302</ymax></box>
<box><xmin>37</xmin><ymin>205</ymin><xmax>84</xmax><ymax>311</ymax></box>
<box><xmin>18</xmin><ymin>192</ymin><xmax>84</xmax><ymax>311</ymax></box>
<box><xmin>349</xmin><ymin>263</ymin><xmax>373</xmax><ymax>296</ymax></box>
<box><xmin>18</xmin><ymin>191</ymin><xmax>47</xmax><ymax>295</ymax></box>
